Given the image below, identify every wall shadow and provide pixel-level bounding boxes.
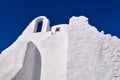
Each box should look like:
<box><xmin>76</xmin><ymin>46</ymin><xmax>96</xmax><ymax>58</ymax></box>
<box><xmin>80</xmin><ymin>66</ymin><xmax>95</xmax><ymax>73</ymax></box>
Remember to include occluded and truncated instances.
<box><xmin>12</xmin><ymin>42</ymin><xmax>41</xmax><ymax>80</ymax></box>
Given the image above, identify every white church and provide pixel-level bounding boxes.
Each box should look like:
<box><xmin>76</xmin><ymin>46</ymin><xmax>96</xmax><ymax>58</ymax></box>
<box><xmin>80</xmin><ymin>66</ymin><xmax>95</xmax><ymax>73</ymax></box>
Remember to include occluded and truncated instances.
<box><xmin>0</xmin><ymin>16</ymin><xmax>120</xmax><ymax>80</ymax></box>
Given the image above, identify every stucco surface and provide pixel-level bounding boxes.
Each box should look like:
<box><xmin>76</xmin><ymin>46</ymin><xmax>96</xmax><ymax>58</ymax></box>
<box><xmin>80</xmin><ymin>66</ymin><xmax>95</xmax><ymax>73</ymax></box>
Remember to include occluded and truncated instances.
<box><xmin>0</xmin><ymin>16</ymin><xmax>120</xmax><ymax>80</ymax></box>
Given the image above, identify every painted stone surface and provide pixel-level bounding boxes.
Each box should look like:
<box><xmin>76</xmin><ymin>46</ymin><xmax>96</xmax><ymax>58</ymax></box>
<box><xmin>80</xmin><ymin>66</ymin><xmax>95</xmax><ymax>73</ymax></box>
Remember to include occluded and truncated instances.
<box><xmin>0</xmin><ymin>16</ymin><xmax>120</xmax><ymax>80</ymax></box>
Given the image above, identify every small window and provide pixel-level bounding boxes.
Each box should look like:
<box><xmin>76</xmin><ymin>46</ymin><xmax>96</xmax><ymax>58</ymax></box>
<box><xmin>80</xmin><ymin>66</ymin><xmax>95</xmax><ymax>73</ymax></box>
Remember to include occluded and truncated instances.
<box><xmin>55</xmin><ymin>27</ymin><xmax>60</xmax><ymax>32</ymax></box>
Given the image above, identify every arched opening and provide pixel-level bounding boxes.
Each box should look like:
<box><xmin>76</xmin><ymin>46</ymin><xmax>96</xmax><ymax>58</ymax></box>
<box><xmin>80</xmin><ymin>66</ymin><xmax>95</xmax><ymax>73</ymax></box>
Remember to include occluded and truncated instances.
<box><xmin>33</xmin><ymin>16</ymin><xmax>50</xmax><ymax>33</ymax></box>
<box><xmin>12</xmin><ymin>42</ymin><xmax>41</xmax><ymax>80</ymax></box>
<box><xmin>36</xmin><ymin>21</ymin><xmax>43</xmax><ymax>32</ymax></box>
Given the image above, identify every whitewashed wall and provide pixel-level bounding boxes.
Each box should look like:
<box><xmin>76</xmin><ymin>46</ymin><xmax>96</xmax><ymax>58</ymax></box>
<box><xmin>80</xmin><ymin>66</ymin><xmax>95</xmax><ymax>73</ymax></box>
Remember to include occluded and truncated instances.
<box><xmin>0</xmin><ymin>16</ymin><xmax>120</xmax><ymax>80</ymax></box>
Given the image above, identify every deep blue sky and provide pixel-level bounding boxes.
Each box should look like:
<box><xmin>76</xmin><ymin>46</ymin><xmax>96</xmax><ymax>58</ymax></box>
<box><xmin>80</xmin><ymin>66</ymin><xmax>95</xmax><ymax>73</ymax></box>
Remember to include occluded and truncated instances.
<box><xmin>0</xmin><ymin>0</ymin><xmax>120</xmax><ymax>52</ymax></box>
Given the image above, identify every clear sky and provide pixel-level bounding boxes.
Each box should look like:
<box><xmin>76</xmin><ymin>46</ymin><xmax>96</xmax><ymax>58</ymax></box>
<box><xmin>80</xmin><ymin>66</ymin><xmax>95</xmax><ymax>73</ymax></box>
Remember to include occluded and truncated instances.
<box><xmin>0</xmin><ymin>0</ymin><xmax>120</xmax><ymax>52</ymax></box>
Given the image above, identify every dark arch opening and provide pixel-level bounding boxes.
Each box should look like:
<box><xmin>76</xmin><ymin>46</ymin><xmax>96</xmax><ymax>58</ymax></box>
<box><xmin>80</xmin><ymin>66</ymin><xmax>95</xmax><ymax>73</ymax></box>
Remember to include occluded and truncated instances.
<box><xmin>36</xmin><ymin>21</ymin><xmax>43</xmax><ymax>32</ymax></box>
